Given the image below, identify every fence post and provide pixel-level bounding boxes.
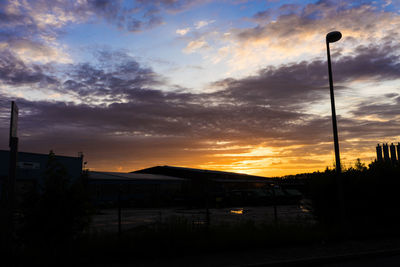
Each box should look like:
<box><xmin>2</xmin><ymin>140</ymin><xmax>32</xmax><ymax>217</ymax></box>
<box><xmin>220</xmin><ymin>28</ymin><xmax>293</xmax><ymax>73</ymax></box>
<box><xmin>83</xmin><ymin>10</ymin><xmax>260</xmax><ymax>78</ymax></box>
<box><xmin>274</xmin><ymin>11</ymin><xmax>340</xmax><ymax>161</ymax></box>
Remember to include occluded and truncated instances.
<box><xmin>118</xmin><ymin>184</ymin><xmax>122</xmax><ymax>237</ymax></box>
<box><xmin>272</xmin><ymin>184</ymin><xmax>278</xmax><ymax>224</ymax></box>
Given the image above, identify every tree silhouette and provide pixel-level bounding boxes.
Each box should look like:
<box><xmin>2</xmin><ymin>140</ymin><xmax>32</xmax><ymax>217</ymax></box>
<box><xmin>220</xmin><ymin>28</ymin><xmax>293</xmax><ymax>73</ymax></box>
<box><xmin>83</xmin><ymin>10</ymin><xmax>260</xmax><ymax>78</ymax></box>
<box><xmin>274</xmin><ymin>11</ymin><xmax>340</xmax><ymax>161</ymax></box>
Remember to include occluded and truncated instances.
<box><xmin>20</xmin><ymin>151</ymin><xmax>92</xmax><ymax>264</ymax></box>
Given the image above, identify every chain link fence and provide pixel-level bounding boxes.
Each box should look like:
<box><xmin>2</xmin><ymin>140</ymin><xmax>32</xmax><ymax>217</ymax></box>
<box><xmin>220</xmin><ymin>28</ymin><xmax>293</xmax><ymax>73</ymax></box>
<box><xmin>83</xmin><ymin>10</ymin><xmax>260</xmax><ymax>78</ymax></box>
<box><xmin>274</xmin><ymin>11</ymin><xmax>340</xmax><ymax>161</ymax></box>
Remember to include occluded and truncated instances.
<box><xmin>90</xmin><ymin>202</ymin><xmax>315</xmax><ymax>233</ymax></box>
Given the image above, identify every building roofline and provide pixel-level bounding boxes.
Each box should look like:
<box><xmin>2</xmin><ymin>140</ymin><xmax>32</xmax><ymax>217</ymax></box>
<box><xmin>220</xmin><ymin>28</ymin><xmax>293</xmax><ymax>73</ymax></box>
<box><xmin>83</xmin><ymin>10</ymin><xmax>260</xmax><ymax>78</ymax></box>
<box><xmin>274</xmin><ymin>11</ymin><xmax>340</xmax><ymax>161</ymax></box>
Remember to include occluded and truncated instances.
<box><xmin>134</xmin><ymin>165</ymin><xmax>273</xmax><ymax>181</ymax></box>
<box><xmin>0</xmin><ymin>149</ymin><xmax>82</xmax><ymax>160</ymax></box>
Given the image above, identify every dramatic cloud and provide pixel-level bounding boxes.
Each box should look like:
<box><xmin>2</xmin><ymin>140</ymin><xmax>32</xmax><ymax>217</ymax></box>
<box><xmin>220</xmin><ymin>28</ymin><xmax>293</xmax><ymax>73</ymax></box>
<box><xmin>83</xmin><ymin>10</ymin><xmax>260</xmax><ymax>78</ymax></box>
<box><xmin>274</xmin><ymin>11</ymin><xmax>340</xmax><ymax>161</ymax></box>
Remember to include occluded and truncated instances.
<box><xmin>211</xmin><ymin>43</ymin><xmax>400</xmax><ymax>109</ymax></box>
<box><xmin>352</xmin><ymin>94</ymin><xmax>400</xmax><ymax>120</ymax></box>
<box><xmin>1</xmin><ymin>38</ymin><xmax>400</xmax><ymax>175</ymax></box>
<box><xmin>181</xmin><ymin>0</ymin><xmax>400</xmax><ymax>77</ymax></box>
<box><xmin>0</xmin><ymin>50</ymin><xmax>57</xmax><ymax>86</ymax></box>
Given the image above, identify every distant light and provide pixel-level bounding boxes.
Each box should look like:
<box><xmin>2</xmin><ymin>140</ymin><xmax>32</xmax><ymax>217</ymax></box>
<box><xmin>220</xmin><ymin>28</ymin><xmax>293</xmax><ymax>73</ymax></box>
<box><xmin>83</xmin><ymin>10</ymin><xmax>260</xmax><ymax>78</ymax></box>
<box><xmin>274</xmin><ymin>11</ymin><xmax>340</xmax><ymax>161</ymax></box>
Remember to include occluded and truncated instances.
<box><xmin>326</xmin><ymin>31</ymin><xmax>342</xmax><ymax>43</ymax></box>
<box><xmin>230</xmin><ymin>209</ymin><xmax>244</xmax><ymax>215</ymax></box>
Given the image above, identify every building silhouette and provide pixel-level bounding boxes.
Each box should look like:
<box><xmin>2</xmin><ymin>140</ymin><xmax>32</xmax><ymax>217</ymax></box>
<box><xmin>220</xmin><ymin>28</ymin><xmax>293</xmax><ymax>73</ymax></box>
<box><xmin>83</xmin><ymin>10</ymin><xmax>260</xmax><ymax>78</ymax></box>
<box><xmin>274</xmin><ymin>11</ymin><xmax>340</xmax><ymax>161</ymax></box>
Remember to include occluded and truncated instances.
<box><xmin>376</xmin><ymin>143</ymin><xmax>399</xmax><ymax>163</ymax></box>
<box><xmin>383</xmin><ymin>143</ymin><xmax>390</xmax><ymax>161</ymax></box>
<box><xmin>376</xmin><ymin>144</ymin><xmax>383</xmax><ymax>161</ymax></box>
<box><xmin>390</xmin><ymin>143</ymin><xmax>397</xmax><ymax>163</ymax></box>
<box><xmin>397</xmin><ymin>143</ymin><xmax>400</xmax><ymax>162</ymax></box>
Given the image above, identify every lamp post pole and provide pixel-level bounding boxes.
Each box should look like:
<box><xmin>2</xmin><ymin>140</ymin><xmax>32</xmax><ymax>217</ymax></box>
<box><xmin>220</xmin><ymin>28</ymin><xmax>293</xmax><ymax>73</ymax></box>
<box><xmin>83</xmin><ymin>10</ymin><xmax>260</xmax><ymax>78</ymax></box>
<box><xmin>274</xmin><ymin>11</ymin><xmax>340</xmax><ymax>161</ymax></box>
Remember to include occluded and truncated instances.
<box><xmin>326</xmin><ymin>31</ymin><xmax>346</xmax><ymax>227</ymax></box>
<box><xmin>326</xmin><ymin>31</ymin><xmax>342</xmax><ymax>174</ymax></box>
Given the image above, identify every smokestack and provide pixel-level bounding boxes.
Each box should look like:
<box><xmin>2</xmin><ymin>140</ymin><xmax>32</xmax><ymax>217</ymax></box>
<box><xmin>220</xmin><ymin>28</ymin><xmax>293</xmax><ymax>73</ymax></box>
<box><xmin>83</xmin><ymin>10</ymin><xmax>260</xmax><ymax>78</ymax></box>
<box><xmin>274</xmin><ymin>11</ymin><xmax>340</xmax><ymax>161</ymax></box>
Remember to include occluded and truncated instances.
<box><xmin>390</xmin><ymin>143</ymin><xmax>397</xmax><ymax>162</ymax></box>
<box><xmin>383</xmin><ymin>143</ymin><xmax>390</xmax><ymax>161</ymax></box>
<box><xmin>397</xmin><ymin>143</ymin><xmax>400</xmax><ymax>163</ymax></box>
<box><xmin>376</xmin><ymin>144</ymin><xmax>383</xmax><ymax>162</ymax></box>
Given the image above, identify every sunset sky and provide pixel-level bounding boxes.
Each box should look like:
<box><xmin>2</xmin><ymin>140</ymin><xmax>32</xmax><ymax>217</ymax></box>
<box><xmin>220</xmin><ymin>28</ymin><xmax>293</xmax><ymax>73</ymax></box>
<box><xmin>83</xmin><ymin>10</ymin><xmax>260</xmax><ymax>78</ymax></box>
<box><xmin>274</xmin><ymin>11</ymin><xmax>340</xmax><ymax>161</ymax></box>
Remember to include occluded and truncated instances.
<box><xmin>0</xmin><ymin>0</ymin><xmax>399</xmax><ymax>177</ymax></box>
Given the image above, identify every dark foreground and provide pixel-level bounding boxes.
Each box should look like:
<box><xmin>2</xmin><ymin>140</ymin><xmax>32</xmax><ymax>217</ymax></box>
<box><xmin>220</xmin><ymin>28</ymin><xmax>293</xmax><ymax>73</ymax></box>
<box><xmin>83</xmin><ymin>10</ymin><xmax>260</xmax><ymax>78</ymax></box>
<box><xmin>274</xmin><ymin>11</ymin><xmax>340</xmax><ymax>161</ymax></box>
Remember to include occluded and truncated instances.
<box><xmin>75</xmin><ymin>237</ymin><xmax>400</xmax><ymax>267</ymax></box>
<box><xmin>5</xmin><ymin>220</ymin><xmax>400</xmax><ymax>267</ymax></box>
<box><xmin>2</xmin><ymin>162</ymin><xmax>400</xmax><ymax>266</ymax></box>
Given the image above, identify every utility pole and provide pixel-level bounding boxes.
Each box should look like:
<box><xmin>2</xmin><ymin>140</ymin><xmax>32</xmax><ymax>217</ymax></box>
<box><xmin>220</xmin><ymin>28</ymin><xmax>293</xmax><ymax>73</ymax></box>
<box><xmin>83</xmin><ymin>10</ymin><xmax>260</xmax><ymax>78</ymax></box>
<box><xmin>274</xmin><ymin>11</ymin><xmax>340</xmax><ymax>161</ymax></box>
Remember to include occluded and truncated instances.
<box><xmin>4</xmin><ymin>101</ymin><xmax>19</xmax><ymax>253</ymax></box>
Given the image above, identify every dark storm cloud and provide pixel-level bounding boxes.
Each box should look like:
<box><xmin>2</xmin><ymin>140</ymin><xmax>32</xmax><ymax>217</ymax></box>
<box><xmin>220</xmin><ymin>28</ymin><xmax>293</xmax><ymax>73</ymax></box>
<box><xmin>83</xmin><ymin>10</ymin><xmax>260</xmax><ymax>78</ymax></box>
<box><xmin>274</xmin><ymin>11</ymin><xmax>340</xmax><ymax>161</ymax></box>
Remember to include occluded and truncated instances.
<box><xmin>211</xmin><ymin>43</ymin><xmax>400</xmax><ymax>109</ymax></box>
<box><xmin>340</xmin><ymin>118</ymin><xmax>400</xmax><ymax>140</ymax></box>
<box><xmin>337</xmin><ymin>44</ymin><xmax>400</xmax><ymax>81</ymax></box>
<box><xmin>351</xmin><ymin>95</ymin><xmax>400</xmax><ymax>120</ymax></box>
<box><xmin>7</xmin><ymin>93</ymin><xmax>302</xmax><ymax>142</ymax></box>
<box><xmin>60</xmin><ymin>50</ymin><xmax>168</xmax><ymax>104</ymax></box>
<box><xmin>0</xmin><ymin>46</ymin><xmax>307</xmax><ymax>154</ymax></box>
<box><xmin>1</xmin><ymin>41</ymin><xmax>400</xmax><ymax>144</ymax></box>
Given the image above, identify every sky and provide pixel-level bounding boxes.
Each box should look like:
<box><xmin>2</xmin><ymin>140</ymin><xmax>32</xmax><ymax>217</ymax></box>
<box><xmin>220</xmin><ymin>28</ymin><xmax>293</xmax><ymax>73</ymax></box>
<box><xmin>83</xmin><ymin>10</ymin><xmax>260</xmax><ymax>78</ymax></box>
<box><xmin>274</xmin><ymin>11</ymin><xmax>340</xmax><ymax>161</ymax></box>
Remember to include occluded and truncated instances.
<box><xmin>0</xmin><ymin>0</ymin><xmax>399</xmax><ymax>177</ymax></box>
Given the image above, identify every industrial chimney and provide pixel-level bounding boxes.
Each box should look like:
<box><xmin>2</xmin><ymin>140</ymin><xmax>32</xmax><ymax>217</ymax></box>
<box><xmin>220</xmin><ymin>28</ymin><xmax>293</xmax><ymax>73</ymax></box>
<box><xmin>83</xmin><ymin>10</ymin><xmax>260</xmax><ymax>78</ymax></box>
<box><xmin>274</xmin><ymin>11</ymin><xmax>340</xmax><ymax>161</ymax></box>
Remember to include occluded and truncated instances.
<box><xmin>390</xmin><ymin>143</ymin><xmax>397</xmax><ymax>162</ymax></box>
<box><xmin>376</xmin><ymin>144</ymin><xmax>383</xmax><ymax>162</ymax></box>
<box><xmin>397</xmin><ymin>143</ymin><xmax>400</xmax><ymax>163</ymax></box>
<box><xmin>383</xmin><ymin>143</ymin><xmax>390</xmax><ymax>161</ymax></box>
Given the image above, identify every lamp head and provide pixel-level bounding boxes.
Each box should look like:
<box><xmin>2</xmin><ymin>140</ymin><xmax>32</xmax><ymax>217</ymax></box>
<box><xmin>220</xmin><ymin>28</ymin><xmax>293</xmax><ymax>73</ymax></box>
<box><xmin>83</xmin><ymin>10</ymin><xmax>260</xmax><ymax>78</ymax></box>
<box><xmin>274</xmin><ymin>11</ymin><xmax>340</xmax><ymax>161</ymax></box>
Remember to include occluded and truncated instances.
<box><xmin>326</xmin><ymin>31</ymin><xmax>342</xmax><ymax>43</ymax></box>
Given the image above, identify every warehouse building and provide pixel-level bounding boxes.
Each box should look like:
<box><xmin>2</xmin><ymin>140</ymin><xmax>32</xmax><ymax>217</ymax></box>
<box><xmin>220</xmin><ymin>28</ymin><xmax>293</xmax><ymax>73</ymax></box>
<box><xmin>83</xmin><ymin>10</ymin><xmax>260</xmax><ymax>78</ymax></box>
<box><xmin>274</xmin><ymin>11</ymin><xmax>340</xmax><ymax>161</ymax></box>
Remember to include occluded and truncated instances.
<box><xmin>0</xmin><ymin>150</ymin><xmax>83</xmax><ymax>201</ymax></box>
<box><xmin>88</xmin><ymin>171</ymin><xmax>185</xmax><ymax>207</ymax></box>
<box><xmin>135</xmin><ymin>165</ymin><xmax>273</xmax><ymax>190</ymax></box>
<box><xmin>0</xmin><ymin>149</ymin><xmax>301</xmax><ymax>208</ymax></box>
<box><xmin>133</xmin><ymin>166</ymin><xmax>297</xmax><ymax>207</ymax></box>
<box><xmin>88</xmin><ymin>166</ymin><xmax>277</xmax><ymax>208</ymax></box>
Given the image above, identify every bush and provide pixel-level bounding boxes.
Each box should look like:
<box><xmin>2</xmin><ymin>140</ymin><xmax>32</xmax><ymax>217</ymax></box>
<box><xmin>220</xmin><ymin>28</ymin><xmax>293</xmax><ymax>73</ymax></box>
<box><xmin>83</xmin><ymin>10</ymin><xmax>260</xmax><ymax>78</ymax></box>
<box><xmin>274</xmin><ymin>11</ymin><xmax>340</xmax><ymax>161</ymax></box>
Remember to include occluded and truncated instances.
<box><xmin>309</xmin><ymin>160</ymin><xmax>400</xmax><ymax>230</ymax></box>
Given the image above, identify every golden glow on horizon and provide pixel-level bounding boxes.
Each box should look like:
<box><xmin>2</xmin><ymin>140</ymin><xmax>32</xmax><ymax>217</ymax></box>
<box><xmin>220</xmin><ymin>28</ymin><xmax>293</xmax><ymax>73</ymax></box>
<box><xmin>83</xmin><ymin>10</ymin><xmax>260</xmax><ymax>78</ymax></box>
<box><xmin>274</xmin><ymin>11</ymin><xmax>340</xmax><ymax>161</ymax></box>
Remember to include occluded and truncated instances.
<box><xmin>88</xmin><ymin>148</ymin><xmax>377</xmax><ymax>177</ymax></box>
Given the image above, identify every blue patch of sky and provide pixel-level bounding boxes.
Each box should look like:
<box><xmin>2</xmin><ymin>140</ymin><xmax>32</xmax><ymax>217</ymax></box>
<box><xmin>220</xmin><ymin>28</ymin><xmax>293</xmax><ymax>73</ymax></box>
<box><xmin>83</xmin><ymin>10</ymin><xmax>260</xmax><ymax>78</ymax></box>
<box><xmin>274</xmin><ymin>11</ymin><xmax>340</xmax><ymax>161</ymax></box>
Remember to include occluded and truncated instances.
<box><xmin>382</xmin><ymin>0</ymin><xmax>400</xmax><ymax>13</ymax></box>
<box><xmin>60</xmin><ymin>0</ymin><xmax>320</xmax><ymax>64</ymax></box>
<box><xmin>61</xmin><ymin>20</ymin><xmax>174</xmax><ymax>63</ymax></box>
<box><xmin>60</xmin><ymin>15</ymin><xmax>201</xmax><ymax>88</ymax></box>
<box><xmin>58</xmin><ymin>0</ymin><xmax>333</xmax><ymax>90</ymax></box>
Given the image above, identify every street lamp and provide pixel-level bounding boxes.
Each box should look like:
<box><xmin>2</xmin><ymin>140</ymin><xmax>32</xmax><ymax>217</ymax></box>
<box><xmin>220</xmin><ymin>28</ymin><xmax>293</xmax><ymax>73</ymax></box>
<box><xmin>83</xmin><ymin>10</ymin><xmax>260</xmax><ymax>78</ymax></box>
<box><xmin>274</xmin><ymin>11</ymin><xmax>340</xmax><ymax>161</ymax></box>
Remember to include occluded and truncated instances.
<box><xmin>326</xmin><ymin>31</ymin><xmax>342</xmax><ymax>173</ymax></box>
